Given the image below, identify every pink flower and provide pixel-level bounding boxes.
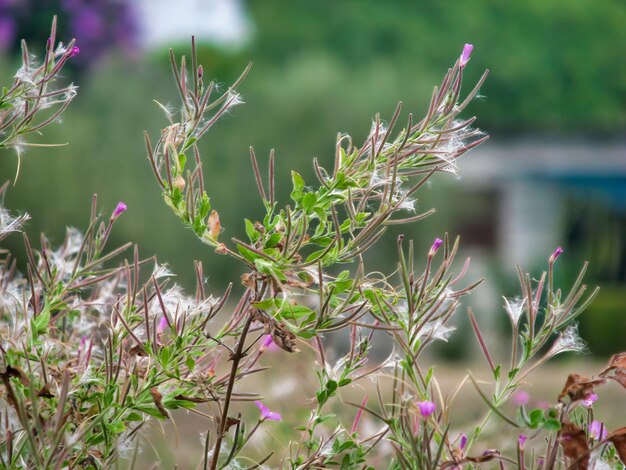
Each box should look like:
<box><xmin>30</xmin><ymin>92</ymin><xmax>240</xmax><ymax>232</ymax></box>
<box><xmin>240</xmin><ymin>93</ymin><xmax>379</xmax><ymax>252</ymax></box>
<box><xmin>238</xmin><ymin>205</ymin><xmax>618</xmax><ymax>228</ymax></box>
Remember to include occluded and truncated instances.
<box><xmin>69</xmin><ymin>45</ymin><xmax>80</xmax><ymax>57</ymax></box>
<box><xmin>513</xmin><ymin>390</ymin><xmax>530</xmax><ymax>406</ymax></box>
<box><xmin>157</xmin><ymin>315</ymin><xmax>168</xmax><ymax>336</ymax></box>
<box><xmin>417</xmin><ymin>400</ymin><xmax>436</xmax><ymax>418</ymax></box>
<box><xmin>111</xmin><ymin>201</ymin><xmax>127</xmax><ymax>219</ymax></box>
<box><xmin>429</xmin><ymin>238</ymin><xmax>443</xmax><ymax>256</ymax></box>
<box><xmin>582</xmin><ymin>392</ymin><xmax>598</xmax><ymax>408</ymax></box>
<box><xmin>259</xmin><ymin>334</ymin><xmax>280</xmax><ymax>353</ymax></box>
<box><xmin>460</xmin><ymin>44</ymin><xmax>474</xmax><ymax>68</ymax></box>
<box><xmin>589</xmin><ymin>421</ymin><xmax>607</xmax><ymax>441</ymax></box>
<box><xmin>255</xmin><ymin>401</ymin><xmax>282</xmax><ymax>421</ymax></box>
<box><xmin>518</xmin><ymin>434</ymin><xmax>528</xmax><ymax>449</ymax></box>
<box><xmin>459</xmin><ymin>433</ymin><xmax>468</xmax><ymax>450</ymax></box>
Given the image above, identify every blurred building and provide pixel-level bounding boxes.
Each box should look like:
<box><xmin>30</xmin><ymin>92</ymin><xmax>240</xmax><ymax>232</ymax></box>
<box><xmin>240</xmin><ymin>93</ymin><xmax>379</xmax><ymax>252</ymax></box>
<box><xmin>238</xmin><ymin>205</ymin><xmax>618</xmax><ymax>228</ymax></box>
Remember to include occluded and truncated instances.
<box><xmin>462</xmin><ymin>140</ymin><xmax>626</xmax><ymax>268</ymax></box>
<box><xmin>135</xmin><ymin>0</ymin><xmax>251</xmax><ymax>49</ymax></box>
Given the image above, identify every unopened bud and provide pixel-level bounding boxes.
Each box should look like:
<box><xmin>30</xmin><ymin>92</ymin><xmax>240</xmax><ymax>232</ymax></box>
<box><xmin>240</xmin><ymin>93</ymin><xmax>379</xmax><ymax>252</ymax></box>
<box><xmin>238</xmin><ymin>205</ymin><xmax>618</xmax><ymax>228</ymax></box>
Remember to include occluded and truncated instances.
<box><xmin>173</xmin><ymin>175</ymin><xmax>186</xmax><ymax>191</ymax></box>
<box><xmin>549</xmin><ymin>246</ymin><xmax>564</xmax><ymax>263</ymax></box>
<box><xmin>429</xmin><ymin>237</ymin><xmax>443</xmax><ymax>256</ymax></box>
<box><xmin>214</xmin><ymin>243</ymin><xmax>228</xmax><ymax>255</ymax></box>
<box><xmin>111</xmin><ymin>201</ymin><xmax>127</xmax><ymax>219</ymax></box>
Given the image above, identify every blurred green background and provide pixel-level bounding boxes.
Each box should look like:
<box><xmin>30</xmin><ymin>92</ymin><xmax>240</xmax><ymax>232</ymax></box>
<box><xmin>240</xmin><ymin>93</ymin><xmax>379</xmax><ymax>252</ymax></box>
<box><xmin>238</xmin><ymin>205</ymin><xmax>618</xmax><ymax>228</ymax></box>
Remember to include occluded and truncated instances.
<box><xmin>0</xmin><ymin>0</ymin><xmax>625</xmax><ymax>356</ymax></box>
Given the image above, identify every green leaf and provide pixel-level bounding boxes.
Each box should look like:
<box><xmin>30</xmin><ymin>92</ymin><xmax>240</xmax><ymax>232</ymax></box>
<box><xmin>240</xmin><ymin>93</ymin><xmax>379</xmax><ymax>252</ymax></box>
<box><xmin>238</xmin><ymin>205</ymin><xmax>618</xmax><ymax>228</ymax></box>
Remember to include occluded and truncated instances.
<box><xmin>528</xmin><ymin>409</ymin><xmax>544</xmax><ymax>429</ymax></box>
<box><xmin>543</xmin><ymin>419</ymin><xmax>561</xmax><ymax>431</ymax></box>
<box><xmin>198</xmin><ymin>193</ymin><xmax>211</xmax><ymax>219</ymax></box>
<box><xmin>236</xmin><ymin>244</ymin><xmax>259</xmax><ymax>263</ymax></box>
<box><xmin>265</xmin><ymin>233</ymin><xmax>282</xmax><ymax>248</ymax></box>
<box><xmin>245</xmin><ymin>219</ymin><xmax>259</xmax><ymax>243</ymax></box>
<box><xmin>290</xmin><ymin>171</ymin><xmax>305</xmax><ymax>203</ymax></box>
<box><xmin>177</xmin><ymin>153</ymin><xmax>187</xmax><ymax>172</ymax></box>
<box><xmin>302</xmin><ymin>192</ymin><xmax>317</xmax><ymax>213</ymax></box>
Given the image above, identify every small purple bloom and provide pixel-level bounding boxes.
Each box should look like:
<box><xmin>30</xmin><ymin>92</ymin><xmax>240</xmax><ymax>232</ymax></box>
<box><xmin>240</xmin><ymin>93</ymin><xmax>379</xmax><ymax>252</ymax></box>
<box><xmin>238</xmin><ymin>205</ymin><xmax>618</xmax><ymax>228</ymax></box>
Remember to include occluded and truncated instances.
<box><xmin>417</xmin><ymin>400</ymin><xmax>436</xmax><ymax>418</ymax></box>
<box><xmin>459</xmin><ymin>433</ymin><xmax>468</xmax><ymax>450</ymax></box>
<box><xmin>513</xmin><ymin>390</ymin><xmax>530</xmax><ymax>406</ymax></box>
<box><xmin>429</xmin><ymin>238</ymin><xmax>443</xmax><ymax>256</ymax></box>
<box><xmin>259</xmin><ymin>334</ymin><xmax>280</xmax><ymax>352</ymax></box>
<box><xmin>255</xmin><ymin>400</ymin><xmax>282</xmax><ymax>421</ymax></box>
<box><xmin>460</xmin><ymin>44</ymin><xmax>474</xmax><ymax>68</ymax></box>
<box><xmin>112</xmin><ymin>201</ymin><xmax>127</xmax><ymax>218</ymax></box>
<box><xmin>69</xmin><ymin>45</ymin><xmax>80</xmax><ymax>57</ymax></box>
<box><xmin>550</xmin><ymin>246</ymin><xmax>564</xmax><ymax>262</ymax></box>
<box><xmin>197</xmin><ymin>65</ymin><xmax>203</xmax><ymax>79</ymax></box>
<box><xmin>582</xmin><ymin>392</ymin><xmax>598</xmax><ymax>408</ymax></box>
<box><xmin>157</xmin><ymin>315</ymin><xmax>168</xmax><ymax>336</ymax></box>
<box><xmin>518</xmin><ymin>434</ymin><xmax>528</xmax><ymax>449</ymax></box>
<box><xmin>589</xmin><ymin>420</ymin><xmax>607</xmax><ymax>441</ymax></box>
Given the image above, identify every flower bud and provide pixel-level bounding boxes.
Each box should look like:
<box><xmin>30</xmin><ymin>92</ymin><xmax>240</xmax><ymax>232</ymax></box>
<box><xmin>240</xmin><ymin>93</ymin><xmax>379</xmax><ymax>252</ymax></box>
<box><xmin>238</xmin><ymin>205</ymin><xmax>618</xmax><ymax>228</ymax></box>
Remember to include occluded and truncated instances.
<box><xmin>460</xmin><ymin>44</ymin><xmax>473</xmax><ymax>68</ymax></box>
<box><xmin>549</xmin><ymin>246</ymin><xmax>564</xmax><ymax>263</ymax></box>
<box><xmin>429</xmin><ymin>238</ymin><xmax>443</xmax><ymax>256</ymax></box>
<box><xmin>111</xmin><ymin>202</ymin><xmax>127</xmax><ymax>219</ymax></box>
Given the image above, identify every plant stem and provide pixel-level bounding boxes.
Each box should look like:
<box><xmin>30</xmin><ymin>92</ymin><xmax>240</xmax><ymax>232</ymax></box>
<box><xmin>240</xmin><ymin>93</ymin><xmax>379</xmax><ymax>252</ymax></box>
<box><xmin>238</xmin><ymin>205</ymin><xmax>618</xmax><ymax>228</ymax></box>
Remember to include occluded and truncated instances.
<box><xmin>209</xmin><ymin>313</ymin><xmax>254</xmax><ymax>470</ymax></box>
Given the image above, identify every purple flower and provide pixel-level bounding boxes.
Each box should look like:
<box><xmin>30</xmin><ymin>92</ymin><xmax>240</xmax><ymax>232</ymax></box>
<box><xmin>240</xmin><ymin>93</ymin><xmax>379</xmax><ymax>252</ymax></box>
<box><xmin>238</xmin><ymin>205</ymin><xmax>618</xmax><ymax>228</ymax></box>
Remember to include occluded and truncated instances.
<box><xmin>255</xmin><ymin>401</ymin><xmax>282</xmax><ymax>421</ymax></box>
<box><xmin>460</xmin><ymin>44</ymin><xmax>474</xmax><ymax>68</ymax></box>
<box><xmin>157</xmin><ymin>315</ymin><xmax>168</xmax><ymax>336</ymax></box>
<box><xmin>429</xmin><ymin>238</ymin><xmax>443</xmax><ymax>256</ymax></box>
<box><xmin>417</xmin><ymin>400</ymin><xmax>436</xmax><ymax>418</ymax></box>
<box><xmin>259</xmin><ymin>334</ymin><xmax>280</xmax><ymax>352</ymax></box>
<box><xmin>112</xmin><ymin>201</ymin><xmax>127</xmax><ymax>219</ymax></box>
<box><xmin>518</xmin><ymin>434</ymin><xmax>528</xmax><ymax>449</ymax></box>
<box><xmin>589</xmin><ymin>420</ymin><xmax>607</xmax><ymax>441</ymax></box>
<box><xmin>69</xmin><ymin>45</ymin><xmax>80</xmax><ymax>57</ymax></box>
<box><xmin>513</xmin><ymin>390</ymin><xmax>530</xmax><ymax>406</ymax></box>
<box><xmin>582</xmin><ymin>392</ymin><xmax>598</xmax><ymax>408</ymax></box>
<box><xmin>550</xmin><ymin>246</ymin><xmax>564</xmax><ymax>262</ymax></box>
<box><xmin>197</xmin><ymin>65</ymin><xmax>203</xmax><ymax>79</ymax></box>
<box><xmin>459</xmin><ymin>433</ymin><xmax>468</xmax><ymax>450</ymax></box>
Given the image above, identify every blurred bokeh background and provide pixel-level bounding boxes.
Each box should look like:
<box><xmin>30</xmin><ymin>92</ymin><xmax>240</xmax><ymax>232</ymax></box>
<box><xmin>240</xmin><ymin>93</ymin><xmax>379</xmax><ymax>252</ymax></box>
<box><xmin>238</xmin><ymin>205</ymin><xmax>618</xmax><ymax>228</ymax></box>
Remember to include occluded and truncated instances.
<box><xmin>1</xmin><ymin>0</ymin><xmax>625</xmax><ymax>358</ymax></box>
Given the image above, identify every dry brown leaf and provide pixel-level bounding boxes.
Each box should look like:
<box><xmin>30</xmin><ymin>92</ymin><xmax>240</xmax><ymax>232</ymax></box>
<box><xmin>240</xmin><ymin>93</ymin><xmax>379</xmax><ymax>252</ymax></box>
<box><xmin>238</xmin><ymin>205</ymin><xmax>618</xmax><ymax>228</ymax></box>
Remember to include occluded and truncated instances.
<box><xmin>558</xmin><ymin>373</ymin><xmax>605</xmax><ymax>403</ymax></box>
<box><xmin>208</xmin><ymin>210</ymin><xmax>221</xmax><ymax>240</ymax></box>
<box><xmin>150</xmin><ymin>387</ymin><xmax>170</xmax><ymax>419</ymax></box>
<box><xmin>600</xmin><ymin>352</ymin><xmax>626</xmax><ymax>390</ymax></box>
<box><xmin>560</xmin><ymin>422</ymin><xmax>589</xmax><ymax>470</ymax></box>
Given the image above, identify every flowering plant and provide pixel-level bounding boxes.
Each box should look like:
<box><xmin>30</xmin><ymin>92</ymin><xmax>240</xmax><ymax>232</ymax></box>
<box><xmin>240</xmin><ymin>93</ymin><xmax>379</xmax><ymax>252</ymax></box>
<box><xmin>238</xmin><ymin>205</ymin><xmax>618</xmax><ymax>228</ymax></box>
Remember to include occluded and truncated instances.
<box><xmin>1</xmin><ymin>21</ymin><xmax>625</xmax><ymax>470</ymax></box>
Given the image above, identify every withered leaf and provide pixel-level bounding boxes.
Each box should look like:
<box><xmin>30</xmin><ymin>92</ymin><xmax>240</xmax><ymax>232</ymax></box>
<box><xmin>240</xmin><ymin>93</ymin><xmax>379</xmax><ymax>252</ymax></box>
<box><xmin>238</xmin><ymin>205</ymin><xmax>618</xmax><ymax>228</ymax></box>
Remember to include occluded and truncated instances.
<box><xmin>600</xmin><ymin>352</ymin><xmax>626</xmax><ymax>390</ymax></box>
<box><xmin>270</xmin><ymin>324</ymin><xmax>299</xmax><ymax>353</ymax></box>
<box><xmin>173</xmin><ymin>394</ymin><xmax>212</xmax><ymax>403</ymax></box>
<box><xmin>150</xmin><ymin>387</ymin><xmax>170</xmax><ymax>419</ymax></box>
<box><xmin>1</xmin><ymin>365</ymin><xmax>31</xmax><ymax>386</ymax></box>
<box><xmin>37</xmin><ymin>384</ymin><xmax>54</xmax><ymax>398</ymax></box>
<box><xmin>224</xmin><ymin>416</ymin><xmax>240</xmax><ymax>431</ymax></box>
<box><xmin>208</xmin><ymin>210</ymin><xmax>221</xmax><ymax>240</ymax></box>
<box><xmin>558</xmin><ymin>373</ymin><xmax>605</xmax><ymax>403</ymax></box>
<box><xmin>607</xmin><ymin>352</ymin><xmax>626</xmax><ymax>370</ymax></box>
<box><xmin>440</xmin><ymin>450</ymin><xmax>499</xmax><ymax>469</ymax></box>
<box><xmin>560</xmin><ymin>422</ymin><xmax>589</xmax><ymax>470</ymax></box>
